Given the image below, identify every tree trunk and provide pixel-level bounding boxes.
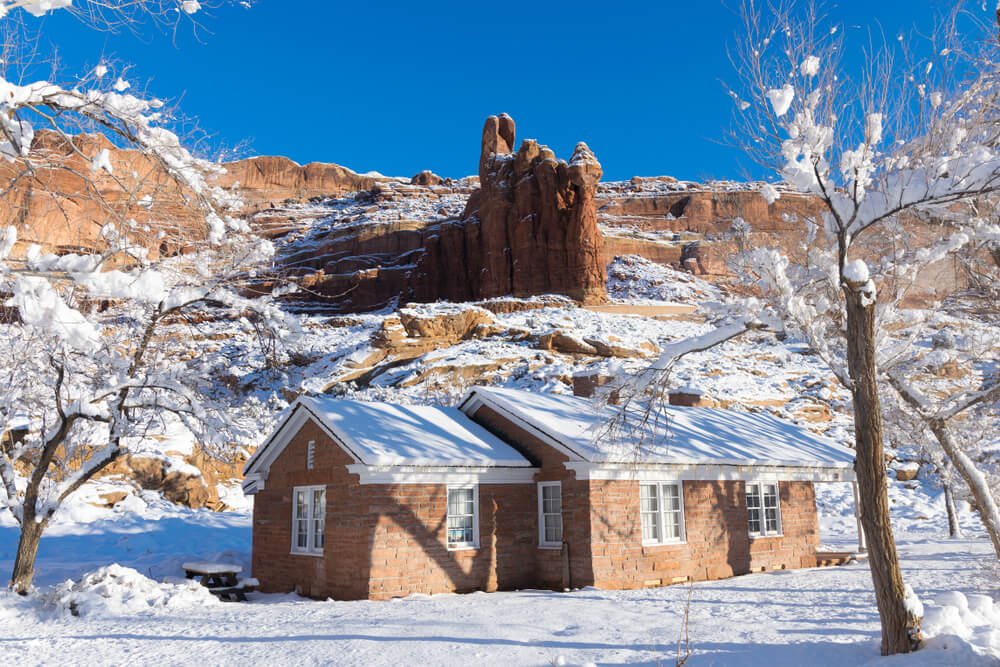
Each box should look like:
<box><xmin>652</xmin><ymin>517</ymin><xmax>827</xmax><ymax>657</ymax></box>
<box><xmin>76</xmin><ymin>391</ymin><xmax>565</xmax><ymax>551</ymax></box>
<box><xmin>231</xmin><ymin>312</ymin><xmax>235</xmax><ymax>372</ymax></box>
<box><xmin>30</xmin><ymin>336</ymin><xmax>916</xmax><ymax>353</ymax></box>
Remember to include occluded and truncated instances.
<box><xmin>944</xmin><ymin>481</ymin><xmax>963</xmax><ymax>539</ymax></box>
<box><xmin>929</xmin><ymin>419</ymin><xmax>1000</xmax><ymax>560</ymax></box>
<box><xmin>843</xmin><ymin>281</ymin><xmax>921</xmax><ymax>655</ymax></box>
<box><xmin>941</xmin><ymin>463</ymin><xmax>964</xmax><ymax>539</ymax></box>
<box><xmin>9</xmin><ymin>517</ymin><xmax>45</xmax><ymax>594</ymax></box>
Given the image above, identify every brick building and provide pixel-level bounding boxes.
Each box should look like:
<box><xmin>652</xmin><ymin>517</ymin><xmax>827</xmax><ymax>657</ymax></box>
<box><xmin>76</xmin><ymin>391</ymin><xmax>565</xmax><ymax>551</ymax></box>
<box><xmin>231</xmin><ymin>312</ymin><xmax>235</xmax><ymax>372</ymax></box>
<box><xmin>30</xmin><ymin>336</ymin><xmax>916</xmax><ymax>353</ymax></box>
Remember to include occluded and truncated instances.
<box><xmin>243</xmin><ymin>387</ymin><xmax>859</xmax><ymax>600</ymax></box>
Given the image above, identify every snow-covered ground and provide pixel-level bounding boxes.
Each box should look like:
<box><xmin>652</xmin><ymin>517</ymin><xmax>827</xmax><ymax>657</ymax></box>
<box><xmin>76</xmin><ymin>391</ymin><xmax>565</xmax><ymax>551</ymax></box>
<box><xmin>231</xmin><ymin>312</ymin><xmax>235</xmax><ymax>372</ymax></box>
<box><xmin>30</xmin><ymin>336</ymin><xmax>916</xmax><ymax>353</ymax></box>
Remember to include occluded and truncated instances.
<box><xmin>1</xmin><ymin>532</ymin><xmax>995</xmax><ymax>666</ymax></box>
<box><xmin>1</xmin><ymin>474</ymin><xmax>997</xmax><ymax>666</ymax></box>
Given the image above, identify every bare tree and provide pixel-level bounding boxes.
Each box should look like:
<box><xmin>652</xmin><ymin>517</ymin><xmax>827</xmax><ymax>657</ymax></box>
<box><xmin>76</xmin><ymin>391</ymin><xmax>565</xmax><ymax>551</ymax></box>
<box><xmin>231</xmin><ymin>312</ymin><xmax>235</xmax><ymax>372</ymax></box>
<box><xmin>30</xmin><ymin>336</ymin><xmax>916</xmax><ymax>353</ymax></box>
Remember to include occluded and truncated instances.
<box><xmin>725</xmin><ymin>0</ymin><xmax>1000</xmax><ymax>655</ymax></box>
<box><xmin>886</xmin><ymin>374</ymin><xmax>1000</xmax><ymax>559</ymax></box>
<box><xmin>0</xmin><ymin>0</ymin><xmax>284</xmax><ymax>593</ymax></box>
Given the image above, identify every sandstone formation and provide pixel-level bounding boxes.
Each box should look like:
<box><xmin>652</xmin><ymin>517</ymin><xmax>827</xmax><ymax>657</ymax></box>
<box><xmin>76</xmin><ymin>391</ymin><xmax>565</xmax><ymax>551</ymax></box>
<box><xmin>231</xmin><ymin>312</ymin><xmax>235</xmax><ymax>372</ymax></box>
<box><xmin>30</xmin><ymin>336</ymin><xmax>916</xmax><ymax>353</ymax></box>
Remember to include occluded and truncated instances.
<box><xmin>0</xmin><ymin>132</ymin><xmax>208</xmax><ymax>260</ymax></box>
<box><xmin>411</xmin><ymin>114</ymin><xmax>606</xmax><ymax>304</ymax></box>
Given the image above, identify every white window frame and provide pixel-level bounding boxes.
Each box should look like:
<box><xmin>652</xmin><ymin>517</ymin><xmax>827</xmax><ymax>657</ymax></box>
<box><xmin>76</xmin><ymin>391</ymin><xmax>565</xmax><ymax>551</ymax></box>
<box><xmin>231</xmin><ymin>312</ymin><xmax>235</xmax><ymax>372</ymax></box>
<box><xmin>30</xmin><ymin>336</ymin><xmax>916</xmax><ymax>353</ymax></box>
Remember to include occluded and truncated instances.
<box><xmin>639</xmin><ymin>481</ymin><xmax>686</xmax><ymax>546</ymax></box>
<box><xmin>291</xmin><ymin>485</ymin><xmax>326</xmax><ymax>556</ymax></box>
<box><xmin>306</xmin><ymin>440</ymin><xmax>316</xmax><ymax>470</ymax></box>
<box><xmin>746</xmin><ymin>481</ymin><xmax>783</xmax><ymax>538</ymax></box>
<box><xmin>446</xmin><ymin>485</ymin><xmax>480</xmax><ymax>550</ymax></box>
<box><xmin>537</xmin><ymin>481</ymin><xmax>563</xmax><ymax>548</ymax></box>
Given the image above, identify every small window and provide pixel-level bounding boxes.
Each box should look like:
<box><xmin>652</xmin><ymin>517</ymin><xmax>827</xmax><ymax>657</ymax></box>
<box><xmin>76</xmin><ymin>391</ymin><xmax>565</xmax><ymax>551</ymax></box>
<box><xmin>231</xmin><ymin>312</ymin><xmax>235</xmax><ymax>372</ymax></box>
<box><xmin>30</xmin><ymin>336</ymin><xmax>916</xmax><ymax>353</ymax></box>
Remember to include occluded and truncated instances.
<box><xmin>640</xmin><ymin>482</ymin><xmax>685</xmax><ymax>545</ymax></box>
<box><xmin>747</xmin><ymin>482</ymin><xmax>782</xmax><ymax>537</ymax></box>
<box><xmin>446</xmin><ymin>486</ymin><xmax>479</xmax><ymax>550</ymax></box>
<box><xmin>306</xmin><ymin>440</ymin><xmax>315</xmax><ymax>470</ymax></box>
<box><xmin>291</xmin><ymin>485</ymin><xmax>326</xmax><ymax>555</ymax></box>
<box><xmin>538</xmin><ymin>482</ymin><xmax>563</xmax><ymax>548</ymax></box>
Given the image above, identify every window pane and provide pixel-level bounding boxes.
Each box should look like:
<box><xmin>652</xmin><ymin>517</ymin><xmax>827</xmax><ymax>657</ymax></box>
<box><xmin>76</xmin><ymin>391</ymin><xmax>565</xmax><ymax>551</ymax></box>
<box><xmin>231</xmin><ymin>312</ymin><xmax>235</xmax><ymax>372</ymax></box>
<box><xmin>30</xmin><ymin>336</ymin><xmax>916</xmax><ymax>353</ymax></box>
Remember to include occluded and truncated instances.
<box><xmin>641</xmin><ymin>510</ymin><xmax>660</xmax><ymax>541</ymax></box>
<box><xmin>312</xmin><ymin>489</ymin><xmax>325</xmax><ymax>550</ymax></box>
<box><xmin>663</xmin><ymin>484</ymin><xmax>681</xmax><ymax>510</ymax></box>
<box><xmin>748</xmin><ymin>508</ymin><xmax>761</xmax><ymax>535</ymax></box>
<box><xmin>544</xmin><ymin>515</ymin><xmax>563</xmax><ymax>543</ymax></box>
<box><xmin>765</xmin><ymin>508</ymin><xmax>779</xmax><ymax>533</ymax></box>
<box><xmin>449</xmin><ymin>488</ymin><xmax>473</xmax><ymax>515</ymax></box>
<box><xmin>746</xmin><ymin>484</ymin><xmax>761</xmax><ymax>509</ymax></box>
<box><xmin>312</xmin><ymin>489</ymin><xmax>325</xmax><ymax>517</ymax></box>
<box><xmin>447</xmin><ymin>514</ymin><xmax>473</xmax><ymax>543</ymax></box>
<box><xmin>542</xmin><ymin>485</ymin><xmax>561</xmax><ymax>514</ymax></box>
<box><xmin>664</xmin><ymin>511</ymin><xmax>679</xmax><ymax>540</ymax></box>
<box><xmin>295</xmin><ymin>491</ymin><xmax>306</xmax><ymax>520</ymax></box>
<box><xmin>640</xmin><ymin>484</ymin><xmax>659</xmax><ymax>512</ymax></box>
<box><xmin>296</xmin><ymin>519</ymin><xmax>308</xmax><ymax>548</ymax></box>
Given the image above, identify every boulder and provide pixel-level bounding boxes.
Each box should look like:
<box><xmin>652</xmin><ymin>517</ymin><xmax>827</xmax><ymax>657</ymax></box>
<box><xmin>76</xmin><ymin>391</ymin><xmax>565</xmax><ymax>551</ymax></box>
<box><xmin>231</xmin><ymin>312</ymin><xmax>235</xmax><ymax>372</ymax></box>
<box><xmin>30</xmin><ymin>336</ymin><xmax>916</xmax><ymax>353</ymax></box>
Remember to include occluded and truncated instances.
<box><xmin>397</xmin><ymin>305</ymin><xmax>495</xmax><ymax>340</ymax></box>
<box><xmin>410</xmin><ymin>170</ymin><xmax>443</xmax><ymax>186</ymax></box>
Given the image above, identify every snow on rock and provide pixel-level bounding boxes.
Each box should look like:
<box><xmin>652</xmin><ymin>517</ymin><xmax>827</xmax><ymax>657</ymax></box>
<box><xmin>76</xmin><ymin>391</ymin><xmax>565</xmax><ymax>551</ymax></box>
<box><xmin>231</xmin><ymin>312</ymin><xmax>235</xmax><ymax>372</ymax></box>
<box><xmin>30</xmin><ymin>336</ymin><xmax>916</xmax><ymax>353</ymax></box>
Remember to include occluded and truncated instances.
<box><xmin>766</xmin><ymin>84</ymin><xmax>795</xmax><ymax>117</ymax></box>
<box><xmin>760</xmin><ymin>182</ymin><xmax>781</xmax><ymax>204</ymax></box>
<box><xmin>44</xmin><ymin>564</ymin><xmax>219</xmax><ymax>617</ymax></box>
<box><xmin>606</xmin><ymin>255</ymin><xmax>722</xmax><ymax>304</ymax></box>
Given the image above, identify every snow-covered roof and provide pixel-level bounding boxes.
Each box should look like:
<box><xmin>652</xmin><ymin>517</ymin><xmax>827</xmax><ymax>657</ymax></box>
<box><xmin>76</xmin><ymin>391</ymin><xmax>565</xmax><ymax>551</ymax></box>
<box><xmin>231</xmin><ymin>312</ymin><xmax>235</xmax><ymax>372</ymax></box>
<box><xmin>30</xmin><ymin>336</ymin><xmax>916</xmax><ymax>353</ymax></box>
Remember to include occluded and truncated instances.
<box><xmin>462</xmin><ymin>387</ymin><xmax>855</xmax><ymax>469</ymax></box>
<box><xmin>248</xmin><ymin>395</ymin><xmax>533</xmax><ymax>472</ymax></box>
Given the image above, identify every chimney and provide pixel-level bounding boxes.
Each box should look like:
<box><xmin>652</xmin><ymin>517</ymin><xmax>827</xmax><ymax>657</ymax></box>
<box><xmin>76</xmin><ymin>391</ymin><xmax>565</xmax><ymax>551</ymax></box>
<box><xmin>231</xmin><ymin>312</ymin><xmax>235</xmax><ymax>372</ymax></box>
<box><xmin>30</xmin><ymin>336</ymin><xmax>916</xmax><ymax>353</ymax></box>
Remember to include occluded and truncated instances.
<box><xmin>668</xmin><ymin>386</ymin><xmax>707</xmax><ymax>407</ymax></box>
<box><xmin>572</xmin><ymin>371</ymin><xmax>620</xmax><ymax>404</ymax></box>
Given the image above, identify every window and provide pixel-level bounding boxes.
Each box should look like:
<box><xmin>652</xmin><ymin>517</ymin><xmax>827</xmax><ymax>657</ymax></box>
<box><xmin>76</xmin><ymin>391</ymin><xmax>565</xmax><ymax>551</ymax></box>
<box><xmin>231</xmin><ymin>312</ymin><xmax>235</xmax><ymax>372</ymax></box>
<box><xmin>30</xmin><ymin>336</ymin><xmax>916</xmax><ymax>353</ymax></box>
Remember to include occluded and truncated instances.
<box><xmin>292</xmin><ymin>485</ymin><xmax>326</xmax><ymax>555</ymax></box>
<box><xmin>447</xmin><ymin>486</ymin><xmax>479</xmax><ymax>549</ymax></box>
<box><xmin>306</xmin><ymin>440</ymin><xmax>315</xmax><ymax>470</ymax></box>
<box><xmin>746</xmin><ymin>482</ymin><xmax>782</xmax><ymax>537</ymax></box>
<box><xmin>640</xmin><ymin>482</ymin><xmax>685</xmax><ymax>545</ymax></box>
<box><xmin>538</xmin><ymin>482</ymin><xmax>563</xmax><ymax>548</ymax></box>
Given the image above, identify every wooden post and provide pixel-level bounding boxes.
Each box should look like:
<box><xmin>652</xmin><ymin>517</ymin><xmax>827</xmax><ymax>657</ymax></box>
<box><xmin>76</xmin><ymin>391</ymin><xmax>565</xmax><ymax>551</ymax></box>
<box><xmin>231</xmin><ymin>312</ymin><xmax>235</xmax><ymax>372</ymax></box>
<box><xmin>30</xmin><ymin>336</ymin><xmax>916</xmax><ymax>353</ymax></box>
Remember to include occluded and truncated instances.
<box><xmin>852</xmin><ymin>481</ymin><xmax>867</xmax><ymax>553</ymax></box>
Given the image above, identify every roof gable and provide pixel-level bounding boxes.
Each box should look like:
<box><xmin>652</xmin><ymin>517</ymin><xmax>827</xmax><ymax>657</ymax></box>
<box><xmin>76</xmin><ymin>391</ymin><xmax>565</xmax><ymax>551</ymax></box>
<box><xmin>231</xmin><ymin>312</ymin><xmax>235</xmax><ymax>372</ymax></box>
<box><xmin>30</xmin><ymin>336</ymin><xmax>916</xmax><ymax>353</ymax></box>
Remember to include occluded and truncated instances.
<box><xmin>244</xmin><ymin>395</ymin><xmax>533</xmax><ymax>482</ymax></box>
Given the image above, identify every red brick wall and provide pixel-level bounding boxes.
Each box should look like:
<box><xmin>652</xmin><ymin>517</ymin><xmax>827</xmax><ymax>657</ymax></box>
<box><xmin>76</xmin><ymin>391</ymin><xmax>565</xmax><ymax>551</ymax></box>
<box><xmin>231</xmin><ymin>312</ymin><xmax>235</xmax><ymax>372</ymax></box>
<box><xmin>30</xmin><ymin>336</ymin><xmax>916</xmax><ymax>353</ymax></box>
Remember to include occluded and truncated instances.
<box><xmin>586</xmin><ymin>479</ymin><xmax>820</xmax><ymax>588</ymax></box>
<box><xmin>360</xmin><ymin>483</ymin><xmax>536</xmax><ymax>600</ymax></box>
<box><xmin>749</xmin><ymin>481</ymin><xmax>821</xmax><ymax>572</ymax></box>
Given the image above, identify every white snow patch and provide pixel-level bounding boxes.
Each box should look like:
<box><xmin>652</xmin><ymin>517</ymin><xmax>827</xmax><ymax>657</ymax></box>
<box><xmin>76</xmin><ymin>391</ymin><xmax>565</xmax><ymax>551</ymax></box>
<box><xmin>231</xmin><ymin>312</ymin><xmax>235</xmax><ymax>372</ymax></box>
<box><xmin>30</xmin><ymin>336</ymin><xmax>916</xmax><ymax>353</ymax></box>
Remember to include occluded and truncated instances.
<box><xmin>842</xmin><ymin>259</ymin><xmax>870</xmax><ymax>283</ymax></box>
<box><xmin>44</xmin><ymin>564</ymin><xmax>219</xmax><ymax>617</ymax></box>
<box><xmin>766</xmin><ymin>84</ymin><xmax>795</xmax><ymax>116</ymax></box>
<box><xmin>800</xmin><ymin>55</ymin><xmax>820</xmax><ymax>77</ymax></box>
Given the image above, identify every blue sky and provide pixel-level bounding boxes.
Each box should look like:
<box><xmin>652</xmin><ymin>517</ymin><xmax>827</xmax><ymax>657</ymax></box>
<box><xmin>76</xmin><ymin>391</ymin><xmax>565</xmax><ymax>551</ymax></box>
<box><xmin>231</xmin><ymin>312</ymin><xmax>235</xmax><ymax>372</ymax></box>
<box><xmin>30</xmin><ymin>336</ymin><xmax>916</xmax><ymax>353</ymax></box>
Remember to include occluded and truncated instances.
<box><xmin>35</xmin><ymin>1</ymin><xmax>963</xmax><ymax>181</ymax></box>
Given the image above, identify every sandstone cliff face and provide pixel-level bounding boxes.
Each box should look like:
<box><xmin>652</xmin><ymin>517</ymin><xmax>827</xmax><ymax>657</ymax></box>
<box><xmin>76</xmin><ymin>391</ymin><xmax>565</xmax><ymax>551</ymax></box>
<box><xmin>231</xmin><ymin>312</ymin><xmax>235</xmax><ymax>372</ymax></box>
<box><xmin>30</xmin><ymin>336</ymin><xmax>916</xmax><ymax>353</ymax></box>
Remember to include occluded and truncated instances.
<box><xmin>217</xmin><ymin>156</ymin><xmax>379</xmax><ymax>208</ymax></box>
<box><xmin>412</xmin><ymin>114</ymin><xmax>606</xmax><ymax>304</ymax></box>
<box><xmin>0</xmin><ymin>134</ymin><xmax>385</xmax><ymax>261</ymax></box>
<box><xmin>0</xmin><ymin>132</ymin><xmax>209</xmax><ymax>259</ymax></box>
<box><xmin>597</xmin><ymin>182</ymin><xmax>828</xmax><ymax>274</ymax></box>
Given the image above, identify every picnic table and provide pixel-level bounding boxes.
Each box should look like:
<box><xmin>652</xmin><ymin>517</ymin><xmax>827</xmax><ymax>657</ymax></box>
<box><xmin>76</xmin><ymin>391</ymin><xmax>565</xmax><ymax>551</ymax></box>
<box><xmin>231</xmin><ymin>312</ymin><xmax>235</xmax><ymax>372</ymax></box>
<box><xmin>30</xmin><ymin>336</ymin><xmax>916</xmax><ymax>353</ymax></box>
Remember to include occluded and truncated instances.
<box><xmin>182</xmin><ymin>561</ymin><xmax>257</xmax><ymax>602</ymax></box>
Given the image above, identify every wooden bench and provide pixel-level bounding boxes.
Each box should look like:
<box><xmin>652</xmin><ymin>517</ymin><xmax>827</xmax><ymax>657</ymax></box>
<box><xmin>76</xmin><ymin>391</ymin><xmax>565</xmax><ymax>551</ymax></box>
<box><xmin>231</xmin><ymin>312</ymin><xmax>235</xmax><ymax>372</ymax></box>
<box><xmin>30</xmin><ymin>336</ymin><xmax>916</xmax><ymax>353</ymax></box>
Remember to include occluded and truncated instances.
<box><xmin>182</xmin><ymin>562</ymin><xmax>257</xmax><ymax>602</ymax></box>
